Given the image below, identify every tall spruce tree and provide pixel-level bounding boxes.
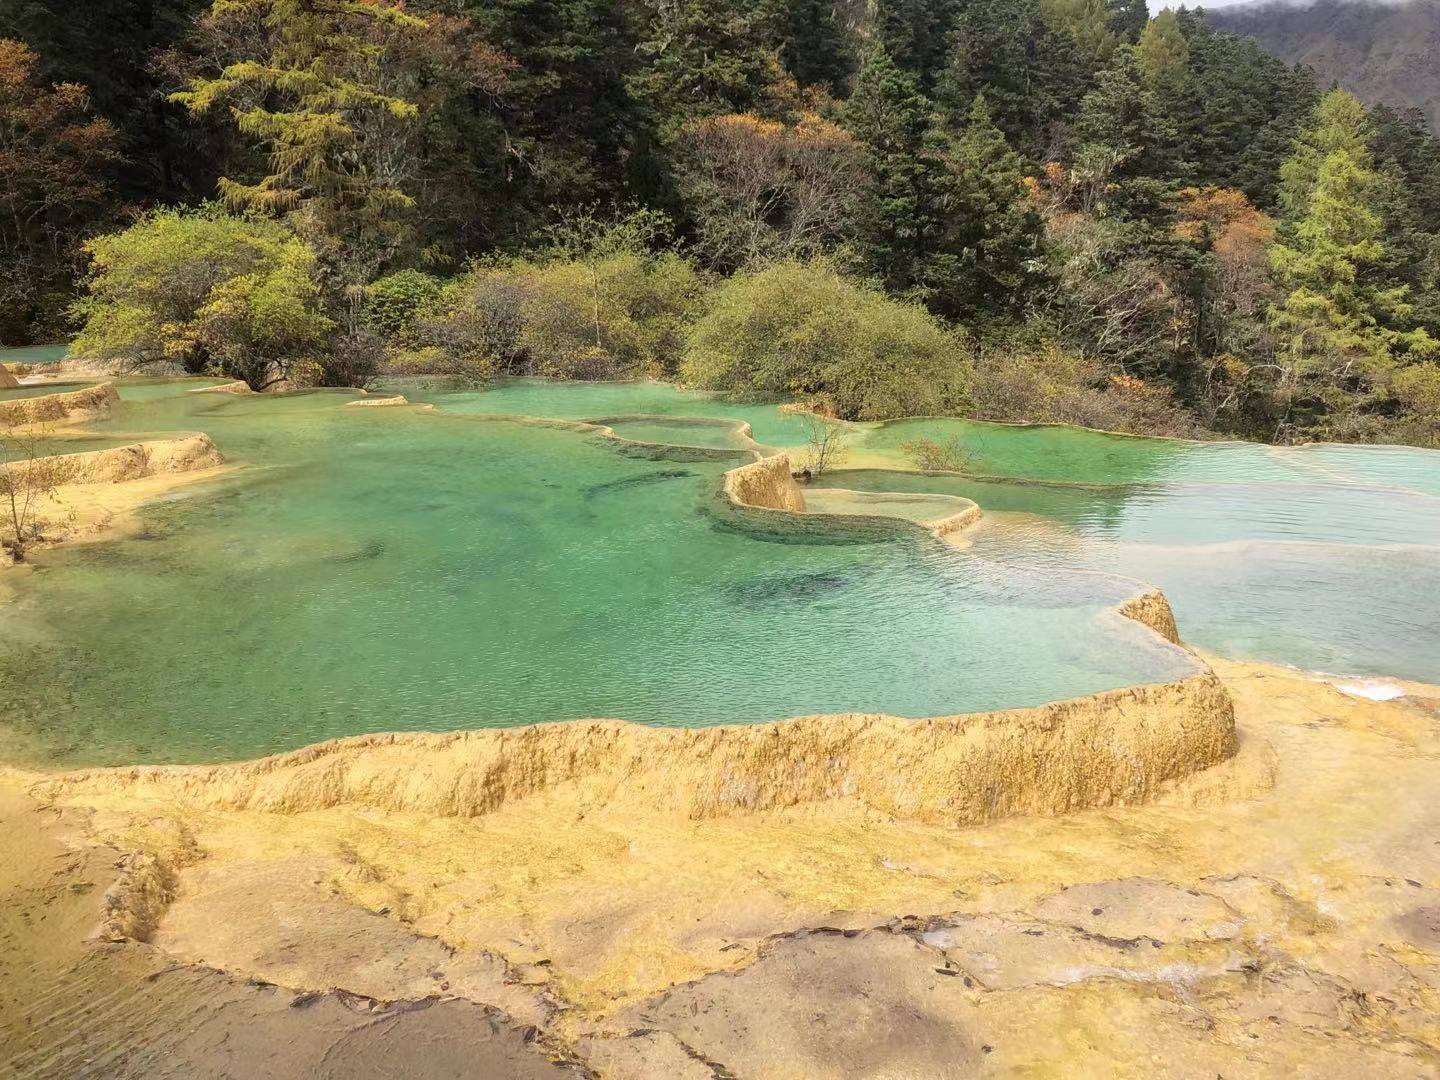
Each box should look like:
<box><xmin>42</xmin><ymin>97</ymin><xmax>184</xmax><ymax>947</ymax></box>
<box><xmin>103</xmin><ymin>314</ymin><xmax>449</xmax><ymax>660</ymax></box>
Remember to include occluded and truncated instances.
<box><xmin>172</xmin><ymin>0</ymin><xmax>429</xmax><ymax>277</ymax></box>
<box><xmin>950</xmin><ymin>95</ymin><xmax>1043</xmax><ymax>316</ymax></box>
<box><xmin>1106</xmin><ymin>0</ymin><xmax>1148</xmax><ymax>43</ymax></box>
<box><xmin>1268</xmin><ymin>90</ymin><xmax>1437</xmax><ymax>433</ymax></box>
<box><xmin>774</xmin><ymin>0</ymin><xmax>855</xmax><ymax>93</ymax></box>
<box><xmin>1074</xmin><ymin>47</ymin><xmax>1186</xmax><ymax>214</ymax></box>
<box><xmin>872</xmin><ymin>0</ymin><xmax>956</xmax><ymax>90</ymax></box>
<box><xmin>846</xmin><ymin>44</ymin><xmax>962</xmax><ymax>313</ymax></box>
<box><xmin>1041</xmin><ymin>0</ymin><xmax>1120</xmax><ymax>67</ymax></box>
<box><xmin>462</xmin><ymin>0</ymin><xmax>636</xmax><ymax>217</ymax></box>
<box><xmin>937</xmin><ymin>0</ymin><xmax>1093</xmax><ymax>156</ymax></box>
<box><xmin>626</xmin><ymin>0</ymin><xmax>785</xmax><ymax>128</ymax></box>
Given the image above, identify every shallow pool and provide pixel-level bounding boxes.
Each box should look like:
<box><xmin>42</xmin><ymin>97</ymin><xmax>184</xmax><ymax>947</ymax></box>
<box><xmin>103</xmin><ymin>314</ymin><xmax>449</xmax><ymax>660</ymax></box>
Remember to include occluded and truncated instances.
<box><xmin>0</xmin><ymin>383</ymin><xmax>1194</xmax><ymax>766</ymax></box>
<box><xmin>1</xmin><ymin>377</ymin><xmax>1435</xmax><ymax>768</ymax></box>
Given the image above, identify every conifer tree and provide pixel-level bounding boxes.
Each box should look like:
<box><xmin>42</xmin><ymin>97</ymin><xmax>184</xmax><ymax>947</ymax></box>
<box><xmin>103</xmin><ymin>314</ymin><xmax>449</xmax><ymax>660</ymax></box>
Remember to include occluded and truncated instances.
<box><xmin>462</xmin><ymin>0</ymin><xmax>636</xmax><ymax>211</ymax></box>
<box><xmin>1074</xmin><ymin>47</ymin><xmax>1185</xmax><ymax>212</ymax></box>
<box><xmin>1268</xmin><ymin>89</ymin><xmax>1437</xmax><ymax>433</ymax></box>
<box><xmin>172</xmin><ymin>0</ymin><xmax>429</xmax><ymax>277</ymax></box>
<box><xmin>938</xmin><ymin>0</ymin><xmax>1092</xmax><ymax>155</ymax></box>
<box><xmin>846</xmin><ymin>44</ymin><xmax>962</xmax><ymax>313</ymax></box>
<box><xmin>1276</xmin><ymin>89</ymin><xmax>1371</xmax><ymax>221</ymax></box>
<box><xmin>1135</xmin><ymin>9</ymin><xmax>1188</xmax><ymax>87</ymax></box>
<box><xmin>1041</xmin><ymin>0</ymin><xmax>1120</xmax><ymax>67</ymax></box>
<box><xmin>626</xmin><ymin>0</ymin><xmax>785</xmax><ymax>128</ymax></box>
<box><xmin>869</xmin><ymin>0</ymin><xmax>961</xmax><ymax>91</ymax></box>
<box><xmin>872</xmin><ymin>0</ymin><xmax>956</xmax><ymax>90</ymax></box>
<box><xmin>775</xmin><ymin>0</ymin><xmax>854</xmax><ymax>93</ymax></box>
<box><xmin>1106</xmin><ymin>0</ymin><xmax>1149</xmax><ymax>43</ymax></box>
<box><xmin>950</xmin><ymin>95</ymin><xmax>1043</xmax><ymax>315</ymax></box>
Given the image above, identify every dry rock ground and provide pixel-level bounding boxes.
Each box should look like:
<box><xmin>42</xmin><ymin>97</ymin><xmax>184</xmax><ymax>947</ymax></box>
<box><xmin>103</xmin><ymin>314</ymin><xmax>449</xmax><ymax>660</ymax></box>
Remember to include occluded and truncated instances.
<box><xmin>2</xmin><ymin>658</ymin><xmax>1438</xmax><ymax>1078</ymax></box>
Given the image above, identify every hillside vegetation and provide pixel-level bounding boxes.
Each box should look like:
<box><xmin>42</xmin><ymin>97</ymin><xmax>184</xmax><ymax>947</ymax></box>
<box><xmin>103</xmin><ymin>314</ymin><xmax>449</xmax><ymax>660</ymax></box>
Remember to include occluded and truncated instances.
<box><xmin>3</xmin><ymin>0</ymin><xmax>1440</xmax><ymax>444</ymax></box>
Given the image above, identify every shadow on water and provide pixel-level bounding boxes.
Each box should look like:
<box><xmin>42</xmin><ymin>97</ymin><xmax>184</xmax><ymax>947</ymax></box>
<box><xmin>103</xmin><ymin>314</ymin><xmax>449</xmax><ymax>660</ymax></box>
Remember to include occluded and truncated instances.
<box><xmin>724</xmin><ymin>567</ymin><xmax>868</xmax><ymax>607</ymax></box>
<box><xmin>324</xmin><ymin>540</ymin><xmax>386</xmax><ymax>564</ymax></box>
<box><xmin>581</xmin><ymin>468</ymin><xmax>697</xmax><ymax>500</ymax></box>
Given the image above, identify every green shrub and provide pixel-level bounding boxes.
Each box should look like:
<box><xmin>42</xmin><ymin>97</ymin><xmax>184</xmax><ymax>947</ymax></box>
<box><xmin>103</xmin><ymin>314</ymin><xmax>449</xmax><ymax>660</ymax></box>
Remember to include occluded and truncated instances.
<box><xmin>969</xmin><ymin>334</ymin><xmax>1201</xmax><ymax>437</ymax></box>
<box><xmin>519</xmin><ymin>251</ymin><xmax>705</xmax><ymax>379</ymax></box>
<box><xmin>71</xmin><ymin>204</ymin><xmax>332</xmax><ymax>390</ymax></box>
<box><xmin>364</xmin><ymin>270</ymin><xmax>445</xmax><ymax>342</ymax></box>
<box><xmin>415</xmin><ymin>251</ymin><xmax>705</xmax><ymax>381</ymax></box>
<box><xmin>426</xmin><ymin>266</ymin><xmax>529</xmax><ymax>372</ymax></box>
<box><xmin>681</xmin><ymin>261</ymin><xmax>970</xmax><ymax>420</ymax></box>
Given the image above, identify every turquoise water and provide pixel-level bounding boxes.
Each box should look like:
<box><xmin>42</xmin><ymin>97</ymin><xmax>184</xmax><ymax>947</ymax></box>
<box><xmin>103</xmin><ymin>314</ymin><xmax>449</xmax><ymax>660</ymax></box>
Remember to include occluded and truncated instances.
<box><xmin>0</xmin><ymin>383</ymin><xmax>1193</xmax><ymax>767</ymax></box>
<box><xmin>0</xmin><ymin>381</ymin><xmax>96</xmax><ymax>401</ymax></box>
<box><xmin>384</xmin><ymin>377</ymin><xmax>817</xmax><ymax>447</ymax></box>
<box><xmin>0</xmin><ymin>344</ymin><xmax>68</xmax><ymax>366</ymax></box>
<box><xmin>1</xmin><ymin>376</ymin><xmax>1436</xmax><ymax>768</ymax></box>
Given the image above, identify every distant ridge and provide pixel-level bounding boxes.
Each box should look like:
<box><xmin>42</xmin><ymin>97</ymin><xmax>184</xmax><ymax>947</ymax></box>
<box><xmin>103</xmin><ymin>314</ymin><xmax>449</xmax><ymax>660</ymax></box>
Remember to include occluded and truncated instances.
<box><xmin>1207</xmin><ymin>0</ymin><xmax>1440</xmax><ymax>131</ymax></box>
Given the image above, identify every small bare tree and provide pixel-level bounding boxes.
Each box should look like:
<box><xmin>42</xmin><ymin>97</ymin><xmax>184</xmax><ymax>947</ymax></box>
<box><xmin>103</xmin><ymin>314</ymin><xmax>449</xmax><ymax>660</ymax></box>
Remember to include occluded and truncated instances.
<box><xmin>798</xmin><ymin>413</ymin><xmax>850</xmax><ymax>481</ymax></box>
<box><xmin>0</xmin><ymin>423</ymin><xmax>63</xmax><ymax>562</ymax></box>
<box><xmin>899</xmin><ymin>434</ymin><xmax>974</xmax><ymax>473</ymax></box>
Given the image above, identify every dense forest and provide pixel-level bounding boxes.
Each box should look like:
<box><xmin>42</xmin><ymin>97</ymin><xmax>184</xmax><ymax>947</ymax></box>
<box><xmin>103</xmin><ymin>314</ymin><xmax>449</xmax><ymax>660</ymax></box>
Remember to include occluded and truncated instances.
<box><xmin>1210</xmin><ymin>0</ymin><xmax>1440</xmax><ymax>135</ymax></box>
<box><xmin>3</xmin><ymin>0</ymin><xmax>1440</xmax><ymax>446</ymax></box>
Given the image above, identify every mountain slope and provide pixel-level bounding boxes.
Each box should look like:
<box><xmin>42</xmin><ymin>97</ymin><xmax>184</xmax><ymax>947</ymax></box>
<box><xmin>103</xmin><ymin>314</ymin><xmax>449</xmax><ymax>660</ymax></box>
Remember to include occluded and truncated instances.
<box><xmin>1208</xmin><ymin>0</ymin><xmax>1440</xmax><ymax>131</ymax></box>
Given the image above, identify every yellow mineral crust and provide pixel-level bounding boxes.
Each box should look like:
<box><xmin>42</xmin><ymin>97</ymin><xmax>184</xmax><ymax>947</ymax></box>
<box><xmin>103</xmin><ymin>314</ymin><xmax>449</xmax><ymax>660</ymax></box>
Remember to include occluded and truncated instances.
<box><xmin>1</xmin><ymin>434</ymin><xmax>224</xmax><ymax>486</ymax></box>
<box><xmin>722</xmin><ymin>452</ymin><xmax>808</xmax><ymax>512</ymax></box>
<box><xmin>0</xmin><ymin>381</ymin><xmax>119</xmax><ymax>426</ymax></box>
<box><xmin>4</xmin><ymin>660</ymin><xmax>1437</xmax><ymax>1078</ymax></box>
<box><xmin>34</xmin><ymin>668</ymin><xmax>1235</xmax><ymax>828</ymax></box>
<box><xmin>0</xmin><ymin>436</ymin><xmax>231</xmax><ymax>568</ymax></box>
<box><xmin>345</xmin><ymin>394</ymin><xmax>411</xmax><ymax>407</ymax></box>
<box><xmin>1116</xmin><ymin>586</ymin><xmax>1182</xmax><ymax>644</ymax></box>
<box><xmin>0</xmin><ymin>367</ymin><xmax>18</xmax><ymax>389</ymax></box>
<box><xmin>187</xmin><ymin>379</ymin><xmax>254</xmax><ymax>395</ymax></box>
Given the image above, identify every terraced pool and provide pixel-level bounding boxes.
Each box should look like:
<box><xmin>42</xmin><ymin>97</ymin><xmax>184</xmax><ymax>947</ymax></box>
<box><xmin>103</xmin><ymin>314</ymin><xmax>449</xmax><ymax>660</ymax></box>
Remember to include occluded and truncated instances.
<box><xmin>0</xmin><ymin>376</ymin><xmax>1435</xmax><ymax>767</ymax></box>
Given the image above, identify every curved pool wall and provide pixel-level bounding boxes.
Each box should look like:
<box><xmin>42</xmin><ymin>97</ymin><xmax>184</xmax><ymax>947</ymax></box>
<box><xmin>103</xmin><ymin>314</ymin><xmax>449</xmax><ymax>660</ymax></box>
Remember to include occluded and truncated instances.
<box><xmin>0</xmin><ymin>381</ymin><xmax>1205</xmax><ymax>768</ymax></box>
<box><xmin>28</xmin><ymin>437</ymin><xmax>1236</xmax><ymax>831</ymax></box>
<box><xmin>0</xmin><ymin>374</ymin><xmax>1435</xmax><ymax>773</ymax></box>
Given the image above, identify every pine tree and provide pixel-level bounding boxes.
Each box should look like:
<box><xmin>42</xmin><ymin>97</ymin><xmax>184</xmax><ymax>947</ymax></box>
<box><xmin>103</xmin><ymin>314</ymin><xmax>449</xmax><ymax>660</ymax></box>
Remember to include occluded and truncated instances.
<box><xmin>1074</xmin><ymin>48</ymin><xmax>1185</xmax><ymax>212</ymax></box>
<box><xmin>462</xmin><ymin>0</ymin><xmax>636</xmax><ymax>213</ymax></box>
<box><xmin>774</xmin><ymin>0</ymin><xmax>855</xmax><ymax>93</ymax></box>
<box><xmin>950</xmin><ymin>95</ymin><xmax>1043</xmax><ymax>315</ymax></box>
<box><xmin>1135</xmin><ymin>10</ymin><xmax>1188</xmax><ymax>88</ymax></box>
<box><xmin>626</xmin><ymin>0</ymin><xmax>785</xmax><ymax>129</ymax></box>
<box><xmin>1173</xmin><ymin>12</ymin><xmax>1317</xmax><ymax>208</ymax></box>
<box><xmin>1041</xmin><ymin>0</ymin><xmax>1120</xmax><ymax>67</ymax></box>
<box><xmin>1106</xmin><ymin>0</ymin><xmax>1149</xmax><ymax>44</ymax></box>
<box><xmin>1268</xmin><ymin>90</ymin><xmax>1437</xmax><ymax>433</ymax></box>
<box><xmin>937</xmin><ymin>0</ymin><xmax>1093</xmax><ymax>155</ymax></box>
<box><xmin>846</xmin><ymin>44</ymin><xmax>963</xmax><ymax>312</ymax></box>
<box><xmin>172</xmin><ymin>0</ymin><xmax>428</xmax><ymax>277</ymax></box>
<box><xmin>872</xmin><ymin>0</ymin><xmax>956</xmax><ymax>90</ymax></box>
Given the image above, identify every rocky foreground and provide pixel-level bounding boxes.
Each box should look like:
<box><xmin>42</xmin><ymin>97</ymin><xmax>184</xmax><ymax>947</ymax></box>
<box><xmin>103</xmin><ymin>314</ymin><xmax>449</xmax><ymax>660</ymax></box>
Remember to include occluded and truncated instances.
<box><xmin>2</xmin><ymin>658</ymin><xmax>1437</xmax><ymax>1078</ymax></box>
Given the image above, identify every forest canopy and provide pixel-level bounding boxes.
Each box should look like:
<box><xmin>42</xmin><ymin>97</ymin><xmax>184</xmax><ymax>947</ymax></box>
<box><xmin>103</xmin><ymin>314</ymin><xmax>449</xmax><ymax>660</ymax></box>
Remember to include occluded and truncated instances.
<box><xmin>4</xmin><ymin>0</ymin><xmax>1440</xmax><ymax>444</ymax></box>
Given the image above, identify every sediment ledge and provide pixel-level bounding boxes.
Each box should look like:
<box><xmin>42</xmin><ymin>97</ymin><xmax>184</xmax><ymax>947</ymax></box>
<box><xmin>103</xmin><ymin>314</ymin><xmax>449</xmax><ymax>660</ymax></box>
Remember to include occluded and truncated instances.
<box><xmin>723</xmin><ymin>452</ymin><xmax>807</xmax><ymax>511</ymax></box>
<box><xmin>0</xmin><ymin>366</ymin><xmax>17</xmax><ymax>389</ymax></box>
<box><xmin>1</xmin><ymin>434</ymin><xmax>224</xmax><ymax>486</ymax></box>
<box><xmin>1118</xmin><ymin>587</ymin><xmax>1182</xmax><ymax>645</ymax></box>
<box><xmin>188</xmin><ymin>380</ymin><xmax>254</xmax><ymax>396</ymax></box>
<box><xmin>345</xmin><ymin>395</ymin><xmax>410</xmax><ymax>408</ymax></box>
<box><xmin>35</xmin><ymin>669</ymin><xmax>1235</xmax><ymax>828</ymax></box>
<box><xmin>0</xmin><ymin>381</ymin><xmax>118</xmax><ymax>426</ymax></box>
